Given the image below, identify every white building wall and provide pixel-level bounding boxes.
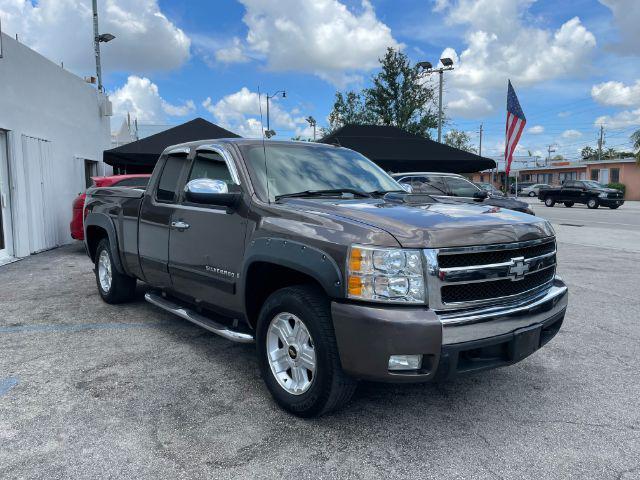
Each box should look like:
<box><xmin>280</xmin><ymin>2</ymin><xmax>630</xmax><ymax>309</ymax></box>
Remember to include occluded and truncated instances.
<box><xmin>0</xmin><ymin>32</ymin><xmax>111</xmax><ymax>258</ymax></box>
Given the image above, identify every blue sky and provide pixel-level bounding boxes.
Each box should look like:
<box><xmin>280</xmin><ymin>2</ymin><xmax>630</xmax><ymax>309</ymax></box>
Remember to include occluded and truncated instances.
<box><xmin>1</xmin><ymin>0</ymin><xmax>639</xmax><ymax>163</ymax></box>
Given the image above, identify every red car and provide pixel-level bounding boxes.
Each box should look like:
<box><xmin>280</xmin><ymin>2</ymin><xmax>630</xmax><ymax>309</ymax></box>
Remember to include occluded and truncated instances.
<box><xmin>70</xmin><ymin>174</ymin><xmax>150</xmax><ymax>240</ymax></box>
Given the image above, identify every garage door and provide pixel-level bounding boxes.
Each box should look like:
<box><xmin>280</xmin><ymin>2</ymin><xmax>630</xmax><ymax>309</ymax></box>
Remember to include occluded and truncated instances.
<box><xmin>21</xmin><ymin>135</ymin><xmax>58</xmax><ymax>253</ymax></box>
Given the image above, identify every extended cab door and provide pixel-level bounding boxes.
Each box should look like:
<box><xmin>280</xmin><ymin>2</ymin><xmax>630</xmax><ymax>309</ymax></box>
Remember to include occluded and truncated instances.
<box><xmin>168</xmin><ymin>144</ymin><xmax>248</xmax><ymax>314</ymax></box>
<box><xmin>562</xmin><ymin>180</ymin><xmax>581</xmax><ymax>202</ymax></box>
<box><xmin>138</xmin><ymin>148</ymin><xmax>190</xmax><ymax>288</ymax></box>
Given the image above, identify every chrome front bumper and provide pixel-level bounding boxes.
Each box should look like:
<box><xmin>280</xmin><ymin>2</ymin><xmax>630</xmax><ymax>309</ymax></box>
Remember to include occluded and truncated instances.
<box><xmin>438</xmin><ymin>277</ymin><xmax>568</xmax><ymax>344</ymax></box>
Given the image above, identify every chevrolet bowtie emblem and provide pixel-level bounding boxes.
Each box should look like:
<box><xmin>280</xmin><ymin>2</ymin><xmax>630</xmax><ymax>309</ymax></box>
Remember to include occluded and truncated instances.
<box><xmin>508</xmin><ymin>257</ymin><xmax>529</xmax><ymax>281</ymax></box>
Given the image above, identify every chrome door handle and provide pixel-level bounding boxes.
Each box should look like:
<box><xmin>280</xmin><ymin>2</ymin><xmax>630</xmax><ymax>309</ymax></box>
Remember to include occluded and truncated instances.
<box><xmin>171</xmin><ymin>221</ymin><xmax>190</xmax><ymax>231</ymax></box>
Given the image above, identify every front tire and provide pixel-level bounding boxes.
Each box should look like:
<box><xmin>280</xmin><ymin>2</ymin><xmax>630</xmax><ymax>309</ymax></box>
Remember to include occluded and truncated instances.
<box><xmin>528</xmin><ymin>191</ymin><xmax>536</xmax><ymax>197</ymax></box>
<box><xmin>564</xmin><ymin>202</ymin><xmax>574</xmax><ymax>208</ymax></box>
<box><xmin>544</xmin><ymin>197</ymin><xmax>555</xmax><ymax>207</ymax></box>
<box><xmin>256</xmin><ymin>285</ymin><xmax>356</xmax><ymax>417</ymax></box>
<box><xmin>587</xmin><ymin>198</ymin><xmax>599</xmax><ymax>209</ymax></box>
<box><xmin>95</xmin><ymin>239</ymin><xmax>136</xmax><ymax>304</ymax></box>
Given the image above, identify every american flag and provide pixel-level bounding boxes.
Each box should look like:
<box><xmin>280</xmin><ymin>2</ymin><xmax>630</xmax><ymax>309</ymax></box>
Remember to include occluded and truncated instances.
<box><xmin>505</xmin><ymin>80</ymin><xmax>526</xmax><ymax>177</ymax></box>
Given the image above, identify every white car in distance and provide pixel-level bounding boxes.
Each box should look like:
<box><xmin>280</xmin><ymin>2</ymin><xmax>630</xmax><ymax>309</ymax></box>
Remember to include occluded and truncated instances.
<box><xmin>522</xmin><ymin>184</ymin><xmax>552</xmax><ymax>197</ymax></box>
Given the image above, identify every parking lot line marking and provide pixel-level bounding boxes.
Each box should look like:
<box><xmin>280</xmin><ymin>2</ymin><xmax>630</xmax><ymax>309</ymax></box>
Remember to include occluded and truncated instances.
<box><xmin>552</xmin><ymin>219</ymin><xmax>639</xmax><ymax>227</ymax></box>
<box><xmin>0</xmin><ymin>377</ymin><xmax>19</xmax><ymax>397</ymax></box>
<box><xmin>0</xmin><ymin>322</ymin><xmax>162</xmax><ymax>334</ymax></box>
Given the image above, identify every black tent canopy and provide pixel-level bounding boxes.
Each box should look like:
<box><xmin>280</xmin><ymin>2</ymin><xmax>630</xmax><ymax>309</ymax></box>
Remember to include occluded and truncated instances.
<box><xmin>319</xmin><ymin>124</ymin><xmax>496</xmax><ymax>173</ymax></box>
<box><xmin>104</xmin><ymin>118</ymin><xmax>240</xmax><ymax>173</ymax></box>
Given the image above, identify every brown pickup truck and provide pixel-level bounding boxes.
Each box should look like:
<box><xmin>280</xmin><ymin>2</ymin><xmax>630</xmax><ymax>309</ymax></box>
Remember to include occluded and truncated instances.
<box><xmin>84</xmin><ymin>139</ymin><xmax>568</xmax><ymax>417</ymax></box>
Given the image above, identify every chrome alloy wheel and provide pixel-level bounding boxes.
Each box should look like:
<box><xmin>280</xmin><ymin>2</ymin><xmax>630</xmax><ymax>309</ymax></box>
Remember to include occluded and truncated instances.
<box><xmin>266</xmin><ymin>312</ymin><xmax>316</xmax><ymax>395</ymax></box>
<box><xmin>98</xmin><ymin>249</ymin><xmax>112</xmax><ymax>292</ymax></box>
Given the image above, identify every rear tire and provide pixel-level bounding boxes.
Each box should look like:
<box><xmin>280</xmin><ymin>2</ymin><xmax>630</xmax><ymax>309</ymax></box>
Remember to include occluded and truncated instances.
<box><xmin>528</xmin><ymin>191</ymin><xmax>536</xmax><ymax>197</ymax></box>
<box><xmin>95</xmin><ymin>239</ymin><xmax>137</xmax><ymax>304</ymax></box>
<box><xmin>587</xmin><ymin>198</ymin><xmax>599</xmax><ymax>209</ymax></box>
<box><xmin>564</xmin><ymin>202</ymin><xmax>574</xmax><ymax>207</ymax></box>
<box><xmin>256</xmin><ymin>285</ymin><xmax>357</xmax><ymax>417</ymax></box>
<box><xmin>544</xmin><ymin>197</ymin><xmax>555</xmax><ymax>207</ymax></box>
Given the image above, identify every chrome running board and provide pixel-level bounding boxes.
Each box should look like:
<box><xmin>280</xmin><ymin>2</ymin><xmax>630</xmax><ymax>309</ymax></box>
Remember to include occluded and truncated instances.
<box><xmin>144</xmin><ymin>292</ymin><xmax>255</xmax><ymax>344</ymax></box>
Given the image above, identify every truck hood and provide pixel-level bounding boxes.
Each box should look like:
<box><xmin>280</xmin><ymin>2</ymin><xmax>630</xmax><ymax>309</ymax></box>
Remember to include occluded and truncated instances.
<box><xmin>281</xmin><ymin>197</ymin><xmax>554</xmax><ymax>248</ymax></box>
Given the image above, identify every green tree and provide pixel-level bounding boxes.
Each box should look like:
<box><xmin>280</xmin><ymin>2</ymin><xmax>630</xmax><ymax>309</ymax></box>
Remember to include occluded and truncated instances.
<box><xmin>326</xmin><ymin>91</ymin><xmax>373</xmax><ymax>133</ymax></box>
<box><xmin>326</xmin><ymin>48</ymin><xmax>438</xmax><ymax>137</ymax></box>
<box><xmin>604</xmin><ymin>147</ymin><xmax>618</xmax><ymax>159</ymax></box>
<box><xmin>581</xmin><ymin>146</ymin><xmax>596</xmax><ymax>160</ymax></box>
<box><xmin>444</xmin><ymin>129</ymin><xmax>477</xmax><ymax>153</ymax></box>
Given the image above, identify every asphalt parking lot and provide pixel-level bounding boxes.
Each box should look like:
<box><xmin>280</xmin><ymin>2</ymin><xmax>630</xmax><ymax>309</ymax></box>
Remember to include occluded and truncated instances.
<box><xmin>1</xmin><ymin>203</ymin><xmax>639</xmax><ymax>479</ymax></box>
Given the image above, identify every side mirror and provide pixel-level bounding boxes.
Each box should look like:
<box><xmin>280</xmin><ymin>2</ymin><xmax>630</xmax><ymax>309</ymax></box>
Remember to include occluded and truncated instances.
<box><xmin>399</xmin><ymin>183</ymin><xmax>413</xmax><ymax>193</ymax></box>
<box><xmin>473</xmin><ymin>190</ymin><xmax>488</xmax><ymax>201</ymax></box>
<box><xmin>184</xmin><ymin>178</ymin><xmax>240</xmax><ymax>208</ymax></box>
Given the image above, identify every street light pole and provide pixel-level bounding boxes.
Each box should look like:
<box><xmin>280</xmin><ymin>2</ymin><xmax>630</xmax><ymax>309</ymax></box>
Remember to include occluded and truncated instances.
<box><xmin>91</xmin><ymin>0</ymin><xmax>115</xmax><ymax>93</ymax></box>
<box><xmin>417</xmin><ymin>58</ymin><xmax>454</xmax><ymax>143</ymax></box>
<box><xmin>266</xmin><ymin>90</ymin><xmax>286</xmax><ymax>135</ymax></box>
<box><xmin>92</xmin><ymin>0</ymin><xmax>102</xmax><ymax>92</ymax></box>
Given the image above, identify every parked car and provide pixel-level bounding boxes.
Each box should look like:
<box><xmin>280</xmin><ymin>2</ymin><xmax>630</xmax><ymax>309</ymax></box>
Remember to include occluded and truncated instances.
<box><xmin>392</xmin><ymin>172</ymin><xmax>534</xmax><ymax>215</ymax></box>
<box><xmin>510</xmin><ymin>182</ymin><xmax>535</xmax><ymax>195</ymax></box>
<box><xmin>521</xmin><ymin>184</ymin><xmax>551</xmax><ymax>197</ymax></box>
<box><xmin>538</xmin><ymin>180</ymin><xmax>624</xmax><ymax>209</ymax></box>
<box><xmin>84</xmin><ymin>139</ymin><xmax>567</xmax><ymax>417</ymax></box>
<box><xmin>475</xmin><ymin>182</ymin><xmax>505</xmax><ymax>197</ymax></box>
<box><xmin>70</xmin><ymin>174</ymin><xmax>150</xmax><ymax>240</ymax></box>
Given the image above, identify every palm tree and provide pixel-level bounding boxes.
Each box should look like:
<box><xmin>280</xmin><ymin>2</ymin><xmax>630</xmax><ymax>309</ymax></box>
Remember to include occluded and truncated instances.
<box><xmin>632</xmin><ymin>129</ymin><xmax>640</xmax><ymax>165</ymax></box>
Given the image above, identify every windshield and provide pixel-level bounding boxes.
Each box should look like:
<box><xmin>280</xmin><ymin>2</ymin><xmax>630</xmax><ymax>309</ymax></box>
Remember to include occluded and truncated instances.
<box><xmin>239</xmin><ymin>143</ymin><xmax>401</xmax><ymax>202</ymax></box>
<box><xmin>583</xmin><ymin>180</ymin><xmax>604</xmax><ymax>188</ymax></box>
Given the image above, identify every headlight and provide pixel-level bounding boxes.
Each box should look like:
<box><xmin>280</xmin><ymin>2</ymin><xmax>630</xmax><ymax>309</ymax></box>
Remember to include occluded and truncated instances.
<box><xmin>599</xmin><ymin>192</ymin><xmax>608</xmax><ymax>198</ymax></box>
<box><xmin>347</xmin><ymin>245</ymin><xmax>426</xmax><ymax>304</ymax></box>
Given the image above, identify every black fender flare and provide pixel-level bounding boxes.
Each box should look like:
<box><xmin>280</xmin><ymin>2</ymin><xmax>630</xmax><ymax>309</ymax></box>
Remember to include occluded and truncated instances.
<box><xmin>84</xmin><ymin>212</ymin><xmax>126</xmax><ymax>275</ymax></box>
<box><xmin>241</xmin><ymin>237</ymin><xmax>344</xmax><ymax>300</ymax></box>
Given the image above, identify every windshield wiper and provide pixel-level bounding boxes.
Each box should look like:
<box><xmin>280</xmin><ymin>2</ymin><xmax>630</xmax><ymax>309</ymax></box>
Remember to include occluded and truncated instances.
<box><xmin>367</xmin><ymin>189</ymin><xmax>408</xmax><ymax>196</ymax></box>
<box><xmin>275</xmin><ymin>188</ymin><xmax>371</xmax><ymax>201</ymax></box>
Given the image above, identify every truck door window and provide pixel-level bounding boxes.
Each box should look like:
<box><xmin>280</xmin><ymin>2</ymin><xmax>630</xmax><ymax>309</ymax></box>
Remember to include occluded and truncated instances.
<box><xmin>156</xmin><ymin>155</ymin><xmax>187</xmax><ymax>202</ymax></box>
<box><xmin>188</xmin><ymin>152</ymin><xmax>234</xmax><ymax>184</ymax></box>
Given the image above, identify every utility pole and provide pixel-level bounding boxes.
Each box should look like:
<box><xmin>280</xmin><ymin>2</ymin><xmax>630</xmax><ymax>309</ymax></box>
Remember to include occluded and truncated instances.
<box><xmin>479</xmin><ymin>123</ymin><xmax>483</xmax><ymax>157</ymax></box>
<box><xmin>437</xmin><ymin>70</ymin><xmax>444</xmax><ymax>142</ymax></box>
<box><xmin>597</xmin><ymin>125</ymin><xmax>605</xmax><ymax>161</ymax></box>
<box><xmin>546</xmin><ymin>144</ymin><xmax>556</xmax><ymax>166</ymax></box>
<box><xmin>305</xmin><ymin>116</ymin><xmax>317</xmax><ymax>141</ymax></box>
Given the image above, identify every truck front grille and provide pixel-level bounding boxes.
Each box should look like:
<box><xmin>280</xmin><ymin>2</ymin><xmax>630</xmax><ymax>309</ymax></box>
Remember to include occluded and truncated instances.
<box><xmin>425</xmin><ymin>238</ymin><xmax>557</xmax><ymax>311</ymax></box>
<box><xmin>441</xmin><ymin>267</ymin><xmax>555</xmax><ymax>304</ymax></box>
<box><xmin>437</xmin><ymin>240</ymin><xmax>555</xmax><ymax>268</ymax></box>
<box><xmin>607</xmin><ymin>192</ymin><xmax>623</xmax><ymax>199</ymax></box>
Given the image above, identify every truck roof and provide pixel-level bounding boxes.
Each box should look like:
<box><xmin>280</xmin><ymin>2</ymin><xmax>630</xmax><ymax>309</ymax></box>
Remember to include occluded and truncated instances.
<box><xmin>160</xmin><ymin>138</ymin><xmax>342</xmax><ymax>156</ymax></box>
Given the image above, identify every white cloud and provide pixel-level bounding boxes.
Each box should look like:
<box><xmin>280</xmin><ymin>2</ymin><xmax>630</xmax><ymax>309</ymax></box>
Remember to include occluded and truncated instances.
<box><xmin>213</xmin><ymin>0</ymin><xmax>401</xmax><ymax>86</ymax></box>
<box><xmin>214</xmin><ymin>37</ymin><xmax>250</xmax><ymax>64</ymax></box>
<box><xmin>599</xmin><ymin>0</ymin><xmax>640</xmax><ymax>55</ymax></box>
<box><xmin>0</xmin><ymin>0</ymin><xmax>190</xmax><ymax>76</ymax></box>
<box><xmin>591</xmin><ymin>80</ymin><xmax>640</xmax><ymax>107</ymax></box>
<box><xmin>595</xmin><ymin>109</ymin><xmax>640</xmax><ymax>129</ymax></box>
<box><xmin>591</xmin><ymin>79</ymin><xmax>640</xmax><ymax>129</ymax></box>
<box><xmin>110</xmin><ymin>76</ymin><xmax>195</xmax><ymax>126</ymax></box>
<box><xmin>433</xmin><ymin>1</ymin><xmax>596</xmax><ymax>118</ymax></box>
<box><xmin>561</xmin><ymin>129</ymin><xmax>582</xmax><ymax>139</ymax></box>
<box><xmin>202</xmin><ymin>87</ymin><xmax>312</xmax><ymax>138</ymax></box>
<box><xmin>528</xmin><ymin>125</ymin><xmax>544</xmax><ymax>134</ymax></box>
<box><xmin>447</xmin><ymin>90</ymin><xmax>494</xmax><ymax>118</ymax></box>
